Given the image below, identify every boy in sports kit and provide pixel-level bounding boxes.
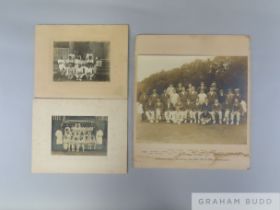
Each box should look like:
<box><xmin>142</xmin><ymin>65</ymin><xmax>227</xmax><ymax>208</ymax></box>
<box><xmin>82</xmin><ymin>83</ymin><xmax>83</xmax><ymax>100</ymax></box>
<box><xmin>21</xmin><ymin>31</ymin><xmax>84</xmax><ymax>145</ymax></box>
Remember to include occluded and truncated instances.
<box><xmin>226</xmin><ymin>89</ymin><xmax>235</xmax><ymax>106</ymax></box>
<box><xmin>86</xmin><ymin>53</ymin><xmax>94</xmax><ymax>68</ymax></box>
<box><xmin>166</xmin><ymin>84</ymin><xmax>176</xmax><ymax>97</ymax></box>
<box><xmin>84</xmin><ymin>65</ymin><xmax>93</xmax><ymax>80</ymax></box>
<box><xmin>172</xmin><ymin>102</ymin><xmax>184</xmax><ymax>125</ymax></box>
<box><xmin>240</xmin><ymin>98</ymin><xmax>247</xmax><ymax>119</ymax></box>
<box><xmin>218</xmin><ymin>89</ymin><xmax>226</xmax><ymax>105</ymax></box>
<box><xmin>189</xmin><ymin>100</ymin><xmax>198</xmax><ymax>124</ymax></box>
<box><xmin>231</xmin><ymin>98</ymin><xmax>242</xmax><ymax>125</ymax></box>
<box><xmin>179</xmin><ymin>88</ymin><xmax>187</xmax><ymax>122</ymax></box>
<box><xmin>189</xmin><ymin>86</ymin><xmax>198</xmax><ymax>105</ymax></box>
<box><xmin>138</xmin><ymin>92</ymin><xmax>149</xmax><ymax>121</ymax></box>
<box><xmin>170</xmin><ymin>88</ymin><xmax>179</xmax><ymax>108</ymax></box>
<box><xmin>145</xmin><ymin>100</ymin><xmax>155</xmax><ymax>123</ymax></box>
<box><xmin>63</xmin><ymin>127</ymin><xmax>72</xmax><ymax>151</ymax></box>
<box><xmin>179</xmin><ymin>87</ymin><xmax>188</xmax><ymax>105</ymax></box>
<box><xmin>187</xmin><ymin>83</ymin><xmax>193</xmax><ymax>94</ymax></box>
<box><xmin>65</xmin><ymin>63</ymin><xmax>76</xmax><ymax>80</ymax></box>
<box><xmin>164</xmin><ymin>99</ymin><xmax>174</xmax><ymax>123</ymax></box>
<box><xmin>223</xmin><ymin>99</ymin><xmax>231</xmax><ymax>125</ymax></box>
<box><xmin>211</xmin><ymin>99</ymin><xmax>223</xmax><ymax>124</ymax></box>
<box><xmin>75</xmin><ymin>130</ymin><xmax>83</xmax><ymax>152</ymax></box>
<box><xmin>210</xmin><ymin>81</ymin><xmax>217</xmax><ymax>92</ymax></box>
<box><xmin>86</xmin><ymin>127</ymin><xmax>94</xmax><ymax>150</ymax></box>
<box><xmin>149</xmin><ymin>89</ymin><xmax>159</xmax><ymax>106</ymax></box>
<box><xmin>177</xmin><ymin>82</ymin><xmax>184</xmax><ymax>93</ymax></box>
<box><xmin>57</xmin><ymin>58</ymin><xmax>66</xmax><ymax>77</ymax></box>
<box><xmin>75</xmin><ymin>63</ymin><xmax>84</xmax><ymax>81</ymax></box>
<box><xmin>96</xmin><ymin>129</ymin><xmax>104</xmax><ymax>146</ymax></box>
<box><xmin>154</xmin><ymin>98</ymin><xmax>164</xmax><ymax>123</ymax></box>
<box><xmin>67</xmin><ymin>54</ymin><xmax>75</xmax><ymax>68</ymax></box>
<box><xmin>161</xmin><ymin>89</ymin><xmax>170</xmax><ymax>109</ymax></box>
<box><xmin>200</xmin><ymin>102</ymin><xmax>212</xmax><ymax>125</ymax></box>
<box><xmin>233</xmin><ymin>88</ymin><xmax>241</xmax><ymax>102</ymax></box>
<box><xmin>197</xmin><ymin>89</ymin><xmax>207</xmax><ymax>105</ymax></box>
<box><xmin>71</xmin><ymin>123</ymin><xmax>81</xmax><ymax>152</ymax></box>
<box><xmin>198</xmin><ymin>81</ymin><xmax>207</xmax><ymax>93</ymax></box>
<box><xmin>184</xmin><ymin>99</ymin><xmax>192</xmax><ymax>123</ymax></box>
<box><xmin>207</xmin><ymin>87</ymin><xmax>217</xmax><ymax>106</ymax></box>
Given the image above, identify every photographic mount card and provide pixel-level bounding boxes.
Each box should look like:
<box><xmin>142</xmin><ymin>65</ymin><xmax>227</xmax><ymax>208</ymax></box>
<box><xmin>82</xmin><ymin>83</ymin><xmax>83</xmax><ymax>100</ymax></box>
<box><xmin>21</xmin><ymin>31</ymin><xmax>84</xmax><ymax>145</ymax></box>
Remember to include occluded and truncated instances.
<box><xmin>134</xmin><ymin>35</ymin><xmax>250</xmax><ymax>169</ymax></box>
<box><xmin>32</xmin><ymin>99</ymin><xmax>127</xmax><ymax>174</ymax></box>
<box><xmin>34</xmin><ymin>25</ymin><xmax>128</xmax><ymax>99</ymax></box>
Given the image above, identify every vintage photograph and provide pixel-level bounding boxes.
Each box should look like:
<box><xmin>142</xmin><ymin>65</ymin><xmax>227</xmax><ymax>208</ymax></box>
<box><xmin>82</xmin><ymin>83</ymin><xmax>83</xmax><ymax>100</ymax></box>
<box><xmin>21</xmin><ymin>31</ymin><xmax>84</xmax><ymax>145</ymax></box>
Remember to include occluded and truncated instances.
<box><xmin>136</xmin><ymin>55</ymin><xmax>248</xmax><ymax>145</ymax></box>
<box><xmin>35</xmin><ymin>25</ymin><xmax>128</xmax><ymax>98</ymax></box>
<box><xmin>134</xmin><ymin>35</ymin><xmax>250</xmax><ymax>169</ymax></box>
<box><xmin>32</xmin><ymin>99</ymin><xmax>127</xmax><ymax>173</ymax></box>
<box><xmin>53</xmin><ymin>41</ymin><xmax>110</xmax><ymax>81</ymax></box>
<box><xmin>51</xmin><ymin>115</ymin><xmax>108</xmax><ymax>156</ymax></box>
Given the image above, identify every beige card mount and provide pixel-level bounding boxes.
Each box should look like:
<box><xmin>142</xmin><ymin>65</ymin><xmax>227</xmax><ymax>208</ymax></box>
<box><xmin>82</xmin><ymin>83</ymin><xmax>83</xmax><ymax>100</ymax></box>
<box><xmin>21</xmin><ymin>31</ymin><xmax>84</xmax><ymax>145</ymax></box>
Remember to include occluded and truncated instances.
<box><xmin>34</xmin><ymin>25</ymin><xmax>128</xmax><ymax>99</ymax></box>
<box><xmin>32</xmin><ymin>99</ymin><xmax>127</xmax><ymax>174</ymax></box>
<box><xmin>134</xmin><ymin>35</ymin><xmax>250</xmax><ymax>169</ymax></box>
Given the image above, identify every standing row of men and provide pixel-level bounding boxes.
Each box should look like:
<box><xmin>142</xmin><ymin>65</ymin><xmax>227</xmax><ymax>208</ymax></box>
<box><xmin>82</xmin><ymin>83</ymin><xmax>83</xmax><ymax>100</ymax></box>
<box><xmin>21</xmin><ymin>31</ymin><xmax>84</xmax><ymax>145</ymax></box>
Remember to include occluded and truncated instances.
<box><xmin>55</xmin><ymin>123</ymin><xmax>104</xmax><ymax>152</ymax></box>
<box><xmin>138</xmin><ymin>82</ymin><xmax>247</xmax><ymax>125</ymax></box>
<box><xmin>55</xmin><ymin>53</ymin><xmax>103</xmax><ymax>81</ymax></box>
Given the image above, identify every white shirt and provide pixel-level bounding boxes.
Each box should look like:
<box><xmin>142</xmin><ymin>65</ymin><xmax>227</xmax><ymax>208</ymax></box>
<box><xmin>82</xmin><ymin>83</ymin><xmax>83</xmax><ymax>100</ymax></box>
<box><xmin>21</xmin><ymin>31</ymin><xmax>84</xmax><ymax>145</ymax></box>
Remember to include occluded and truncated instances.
<box><xmin>198</xmin><ymin>93</ymin><xmax>207</xmax><ymax>104</ymax></box>
<box><xmin>240</xmin><ymin>100</ymin><xmax>247</xmax><ymax>113</ymax></box>
<box><xmin>55</xmin><ymin>130</ymin><xmax>63</xmax><ymax>145</ymax></box>
<box><xmin>96</xmin><ymin>130</ymin><xmax>104</xmax><ymax>145</ymax></box>
<box><xmin>166</xmin><ymin>86</ymin><xmax>175</xmax><ymax>96</ymax></box>
<box><xmin>170</xmin><ymin>93</ymin><xmax>179</xmax><ymax>106</ymax></box>
<box><xmin>96</xmin><ymin>60</ymin><xmax>102</xmax><ymax>67</ymax></box>
<box><xmin>76</xmin><ymin>66</ymin><xmax>84</xmax><ymax>75</ymax></box>
<box><xmin>84</xmin><ymin>66</ymin><xmax>92</xmax><ymax>74</ymax></box>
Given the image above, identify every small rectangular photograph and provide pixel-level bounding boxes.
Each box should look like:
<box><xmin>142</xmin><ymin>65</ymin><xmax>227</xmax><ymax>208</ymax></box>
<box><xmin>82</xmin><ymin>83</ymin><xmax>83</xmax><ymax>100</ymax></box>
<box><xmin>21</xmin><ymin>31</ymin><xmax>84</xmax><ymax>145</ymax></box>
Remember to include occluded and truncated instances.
<box><xmin>136</xmin><ymin>55</ymin><xmax>248</xmax><ymax>145</ymax></box>
<box><xmin>51</xmin><ymin>116</ymin><xmax>108</xmax><ymax>156</ymax></box>
<box><xmin>35</xmin><ymin>25</ymin><xmax>128</xmax><ymax>99</ymax></box>
<box><xmin>53</xmin><ymin>41</ymin><xmax>110</xmax><ymax>81</ymax></box>
<box><xmin>32</xmin><ymin>99</ymin><xmax>127</xmax><ymax>173</ymax></box>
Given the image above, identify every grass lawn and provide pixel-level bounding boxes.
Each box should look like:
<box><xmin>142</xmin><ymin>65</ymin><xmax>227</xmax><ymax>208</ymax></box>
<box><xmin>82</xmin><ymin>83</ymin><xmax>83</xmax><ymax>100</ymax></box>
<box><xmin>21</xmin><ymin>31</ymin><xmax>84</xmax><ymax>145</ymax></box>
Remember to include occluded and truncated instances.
<box><xmin>136</xmin><ymin>119</ymin><xmax>247</xmax><ymax>144</ymax></box>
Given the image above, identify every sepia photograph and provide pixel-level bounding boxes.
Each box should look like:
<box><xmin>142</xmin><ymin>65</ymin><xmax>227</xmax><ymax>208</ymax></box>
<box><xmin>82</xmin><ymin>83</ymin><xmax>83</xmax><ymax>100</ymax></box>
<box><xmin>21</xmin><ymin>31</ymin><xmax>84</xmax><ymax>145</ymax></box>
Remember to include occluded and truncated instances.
<box><xmin>51</xmin><ymin>116</ymin><xmax>108</xmax><ymax>156</ymax></box>
<box><xmin>32</xmin><ymin>99</ymin><xmax>127</xmax><ymax>174</ymax></box>
<box><xmin>136</xmin><ymin>55</ymin><xmax>248</xmax><ymax>145</ymax></box>
<box><xmin>35</xmin><ymin>25</ymin><xmax>128</xmax><ymax>99</ymax></box>
<box><xmin>134</xmin><ymin>35</ymin><xmax>250</xmax><ymax>169</ymax></box>
<box><xmin>53</xmin><ymin>41</ymin><xmax>110</xmax><ymax>81</ymax></box>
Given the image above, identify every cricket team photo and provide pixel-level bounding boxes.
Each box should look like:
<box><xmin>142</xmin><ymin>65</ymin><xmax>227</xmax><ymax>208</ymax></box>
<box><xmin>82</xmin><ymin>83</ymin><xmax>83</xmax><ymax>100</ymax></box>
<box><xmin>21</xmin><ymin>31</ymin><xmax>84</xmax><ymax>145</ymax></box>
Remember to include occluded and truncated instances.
<box><xmin>135</xmin><ymin>55</ymin><xmax>249</xmax><ymax>145</ymax></box>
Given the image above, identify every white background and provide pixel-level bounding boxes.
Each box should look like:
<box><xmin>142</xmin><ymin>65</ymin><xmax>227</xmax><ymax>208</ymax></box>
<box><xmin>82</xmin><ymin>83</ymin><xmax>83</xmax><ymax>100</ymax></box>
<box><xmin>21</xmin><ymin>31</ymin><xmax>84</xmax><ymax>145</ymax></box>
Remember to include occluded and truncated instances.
<box><xmin>0</xmin><ymin>0</ymin><xmax>279</xmax><ymax>209</ymax></box>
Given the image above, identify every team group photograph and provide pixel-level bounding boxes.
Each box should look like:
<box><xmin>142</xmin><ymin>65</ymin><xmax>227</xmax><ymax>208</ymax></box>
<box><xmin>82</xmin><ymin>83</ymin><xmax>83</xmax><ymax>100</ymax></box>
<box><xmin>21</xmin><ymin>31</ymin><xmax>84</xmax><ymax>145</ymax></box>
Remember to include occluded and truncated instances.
<box><xmin>136</xmin><ymin>56</ymin><xmax>249</xmax><ymax>144</ymax></box>
<box><xmin>51</xmin><ymin>116</ymin><xmax>108</xmax><ymax>156</ymax></box>
<box><xmin>53</xmin><ymin>41</ymin><xmax>110</xmax><ymax>81</ymax></box>
<box><xmin>138</xmin><ymin>82</ymin><xmax>247</xmax><ymax>126</ymax></box>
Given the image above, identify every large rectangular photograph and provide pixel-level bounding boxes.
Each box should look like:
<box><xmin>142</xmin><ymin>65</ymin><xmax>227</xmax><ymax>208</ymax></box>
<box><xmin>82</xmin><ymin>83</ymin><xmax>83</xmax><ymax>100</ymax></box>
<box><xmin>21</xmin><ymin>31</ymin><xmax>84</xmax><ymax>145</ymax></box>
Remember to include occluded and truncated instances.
<box><xmin>51</xmin><ymin>116</ymin><xmax>108</xmax><ymax>156</ymax></box>
<box><xmin>136</xmin><ymin>55</ymin><xmax>248</xmax><ymax>144</ymax></box>
<box><xmin>53</xmin><ymin>41</ymin><xmax>110</xmax><ymax>81</ymax></box>
<box><xmin>134</xmin><ymin>35</ymin><xmax>250</xmax><ymax>170</ymax></box>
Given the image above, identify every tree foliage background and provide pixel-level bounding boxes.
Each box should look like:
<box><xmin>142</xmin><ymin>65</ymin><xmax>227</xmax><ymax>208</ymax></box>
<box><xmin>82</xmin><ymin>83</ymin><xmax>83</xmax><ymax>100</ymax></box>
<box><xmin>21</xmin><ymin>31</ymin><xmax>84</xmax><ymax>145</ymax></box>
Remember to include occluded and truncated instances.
<box><xmin>137</xmin><ymin>56</ymin><xmax>248</xmax><ymax>100</ymax></box>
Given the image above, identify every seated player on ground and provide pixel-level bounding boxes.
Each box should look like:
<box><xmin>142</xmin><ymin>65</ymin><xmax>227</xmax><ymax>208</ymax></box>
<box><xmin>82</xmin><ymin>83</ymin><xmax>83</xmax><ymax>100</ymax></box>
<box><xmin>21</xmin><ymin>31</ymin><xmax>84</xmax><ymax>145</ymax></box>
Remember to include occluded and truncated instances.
<box><xmin>172</xmin><ymin>102</ymin><xmax>184</xmax><ymax>125</ymax></box>
<box><xmin>199</xmin><ymin>99</ymin><xmax>211</xmax><ymax>125</ymax></box>
<box><xmin>200</xmin><ymin>109</ymin><xmax>212</xmax><ymax>125</ymax></box>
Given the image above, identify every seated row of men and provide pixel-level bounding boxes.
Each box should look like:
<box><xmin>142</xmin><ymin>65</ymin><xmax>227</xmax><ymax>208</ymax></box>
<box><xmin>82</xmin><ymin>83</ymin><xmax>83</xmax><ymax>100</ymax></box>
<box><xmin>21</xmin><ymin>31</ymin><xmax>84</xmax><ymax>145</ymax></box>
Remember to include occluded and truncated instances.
<box><xmin>138</xmin><ymin>82</ymin><xmax>247</xmax><ymax>125</ymax></box>
<box><xmin>55</xmin><ymin>54</ymin><xmax>102</xmax><ymax>81</ymax></box>
<box><xmin>56</xmin><ymin>124</ymin><xmax>104</xmax><ymax>152</ymax></box>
